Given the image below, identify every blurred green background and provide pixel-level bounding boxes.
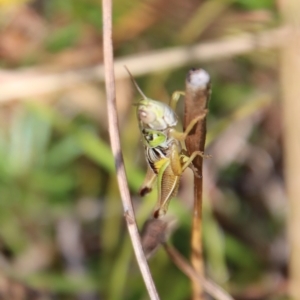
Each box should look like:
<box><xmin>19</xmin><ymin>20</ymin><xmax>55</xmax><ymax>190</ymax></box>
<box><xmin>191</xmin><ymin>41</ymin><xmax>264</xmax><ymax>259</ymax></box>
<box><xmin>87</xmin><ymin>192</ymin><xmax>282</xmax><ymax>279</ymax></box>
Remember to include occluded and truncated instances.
<box><xmin>0</xmin><ymin>0</ymin><xmax>288</xmax><ymax>299</ymax></box>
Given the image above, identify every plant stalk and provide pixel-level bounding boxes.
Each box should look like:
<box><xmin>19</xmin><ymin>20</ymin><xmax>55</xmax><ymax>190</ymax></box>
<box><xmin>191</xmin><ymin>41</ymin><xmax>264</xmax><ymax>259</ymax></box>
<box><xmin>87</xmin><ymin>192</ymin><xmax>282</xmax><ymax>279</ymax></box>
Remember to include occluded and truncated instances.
<box><xmin>279</xmin><ymin>0</ymin><xmax>300</xmax><ymax>299</ymax></box>
<box><xmin>184</xmin><ymin>68</ymin><xmax>211</xmax><ymax>299</ymax></box>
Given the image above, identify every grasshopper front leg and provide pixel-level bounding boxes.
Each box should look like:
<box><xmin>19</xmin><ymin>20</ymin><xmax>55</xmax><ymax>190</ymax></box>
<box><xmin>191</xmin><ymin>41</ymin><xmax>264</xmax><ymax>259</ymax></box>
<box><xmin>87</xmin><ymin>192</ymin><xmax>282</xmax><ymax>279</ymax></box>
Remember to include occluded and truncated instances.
<box><xmin>169</xmin><ymin>91</ymin><xmax>185</xmax><ymax>111</ymax></box>
<box><xmin>169</xmin><ymin>110</ymin><xmax>208</xmax><ymax>142</ymax></box>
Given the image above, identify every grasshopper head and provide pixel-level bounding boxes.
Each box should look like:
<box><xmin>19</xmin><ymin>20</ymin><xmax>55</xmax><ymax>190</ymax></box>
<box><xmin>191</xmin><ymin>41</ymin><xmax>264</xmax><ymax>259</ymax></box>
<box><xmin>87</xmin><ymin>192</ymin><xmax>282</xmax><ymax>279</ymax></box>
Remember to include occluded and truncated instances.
<box><xmin>137</xmin><ymin>99</ymin><xmax>177</xmax><ymax>130</ymax></box>
<box><xmin>125</xmin><ymin>66</ymin><xmax>178</xmax><ymax>130</ymax></box>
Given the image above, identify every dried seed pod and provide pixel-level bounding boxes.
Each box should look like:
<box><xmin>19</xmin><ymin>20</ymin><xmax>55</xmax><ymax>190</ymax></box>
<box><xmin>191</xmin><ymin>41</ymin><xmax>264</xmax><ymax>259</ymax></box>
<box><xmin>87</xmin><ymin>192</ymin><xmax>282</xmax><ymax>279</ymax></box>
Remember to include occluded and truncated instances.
<box><xmin>141</xmin><ymin>216</ymin><xmax>177</xmax><ymax>259</ymax></box>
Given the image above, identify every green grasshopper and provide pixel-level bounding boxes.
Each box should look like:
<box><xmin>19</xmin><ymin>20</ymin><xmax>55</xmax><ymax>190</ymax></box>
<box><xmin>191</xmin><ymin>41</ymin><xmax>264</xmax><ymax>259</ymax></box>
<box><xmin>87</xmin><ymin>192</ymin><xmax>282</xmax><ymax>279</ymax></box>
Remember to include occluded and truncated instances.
<box><xmin>125</xmin><ymin>67</ymin><xmax>209</xmax><ymax>217</ymax></box>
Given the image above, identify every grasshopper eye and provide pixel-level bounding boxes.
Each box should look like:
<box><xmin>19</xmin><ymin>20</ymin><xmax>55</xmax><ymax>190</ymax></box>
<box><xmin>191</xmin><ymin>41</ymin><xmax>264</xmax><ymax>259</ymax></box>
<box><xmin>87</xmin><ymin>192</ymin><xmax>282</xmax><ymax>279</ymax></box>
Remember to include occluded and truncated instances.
<box><xmin>138</xmin><ymin>109</ymin><xmax>156</xmax><ymax>124</ymax></box>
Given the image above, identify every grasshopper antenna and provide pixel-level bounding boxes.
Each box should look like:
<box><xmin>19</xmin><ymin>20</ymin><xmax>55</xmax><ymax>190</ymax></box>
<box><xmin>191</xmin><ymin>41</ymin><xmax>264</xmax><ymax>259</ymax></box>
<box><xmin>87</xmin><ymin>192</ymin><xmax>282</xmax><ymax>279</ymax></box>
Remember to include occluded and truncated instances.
<box><xmin>124</xmin><ymin>66</ymin><xmax>148</xmax><ymax>100</ymax></box>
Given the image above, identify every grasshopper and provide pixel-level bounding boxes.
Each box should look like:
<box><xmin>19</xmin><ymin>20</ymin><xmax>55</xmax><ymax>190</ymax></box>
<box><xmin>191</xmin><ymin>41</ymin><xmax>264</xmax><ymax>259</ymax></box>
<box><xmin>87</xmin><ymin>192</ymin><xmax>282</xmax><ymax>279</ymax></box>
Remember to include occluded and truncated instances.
<box><xmin>125</xmin><ymin>67</ymin><xmax>209</xmax><ymax>217</ymax></box>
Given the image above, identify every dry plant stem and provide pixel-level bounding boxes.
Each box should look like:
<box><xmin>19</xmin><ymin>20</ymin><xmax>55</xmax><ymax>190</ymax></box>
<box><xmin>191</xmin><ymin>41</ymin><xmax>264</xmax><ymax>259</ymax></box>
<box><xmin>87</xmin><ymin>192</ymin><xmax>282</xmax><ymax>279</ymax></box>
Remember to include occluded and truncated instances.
<box><xmin>102</xmin><ymin>1</ymin><xmax>159</xmax><ymax>299</ymax></box>
<box><xmin>0</xmin><ymin>26</ymin><xmax>291</xmax><ymax>102</ymax></box>
<box><xmin>279</xmin><ymin>1</ymin><xmax>300</xmax><ymax>299</ymax></box>
<box><xmin>184</xmin><ymin>69</ymin><xmax>211</xmax><ymax>300</ymax></box>
<box><xmin>164</xmin><ymin>244</ymin><xmax>234</xmax><ymax>300</ymax></box>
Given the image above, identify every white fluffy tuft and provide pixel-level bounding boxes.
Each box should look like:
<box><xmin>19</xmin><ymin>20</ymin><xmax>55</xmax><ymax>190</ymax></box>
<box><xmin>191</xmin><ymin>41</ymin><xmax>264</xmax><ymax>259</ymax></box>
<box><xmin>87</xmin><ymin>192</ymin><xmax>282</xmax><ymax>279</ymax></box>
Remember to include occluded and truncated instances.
<box><xmin>189</xmin><ymin>69</ymin><xmax>210</xmax><ymax>88</ymax></box>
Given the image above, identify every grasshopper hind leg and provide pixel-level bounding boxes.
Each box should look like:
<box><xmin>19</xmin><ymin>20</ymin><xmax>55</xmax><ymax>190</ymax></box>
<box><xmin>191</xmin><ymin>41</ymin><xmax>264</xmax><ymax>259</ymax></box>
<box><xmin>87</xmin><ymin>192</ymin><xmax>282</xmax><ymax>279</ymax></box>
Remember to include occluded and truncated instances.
<box><xmin>153</xmin><ymin>157</ymin><xmax>180</xmax><ymax>219</ymax></box>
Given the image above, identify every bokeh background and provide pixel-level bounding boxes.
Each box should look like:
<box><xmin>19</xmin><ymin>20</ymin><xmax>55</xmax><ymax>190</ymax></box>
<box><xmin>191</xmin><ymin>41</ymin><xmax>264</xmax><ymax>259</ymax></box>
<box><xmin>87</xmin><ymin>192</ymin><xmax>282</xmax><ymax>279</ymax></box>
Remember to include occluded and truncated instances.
<box><xmin>0</xmin><ymin>0</ymin><xmax>296</xmax><ymax>299</ymax></box>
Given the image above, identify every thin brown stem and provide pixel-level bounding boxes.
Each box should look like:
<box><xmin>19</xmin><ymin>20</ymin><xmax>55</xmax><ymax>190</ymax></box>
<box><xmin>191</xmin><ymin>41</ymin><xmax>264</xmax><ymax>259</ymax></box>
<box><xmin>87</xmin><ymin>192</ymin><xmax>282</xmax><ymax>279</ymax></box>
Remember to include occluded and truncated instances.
<box><xmin>184</xmin><ymin>69</ymin><xmax>211</xmax><ymax>299</ymax></box>
<box><xmin>164</xmin><ymin>244</ymin><xmax>234</xmax><ymax>300</ymax></box>
<box><xmin>279</xmin><ymin>1</ymin><xmax>300</xmax><ymax>299</ymax></box>
<box><xmin>102</xmin><ymin>0</ymin><xmax>159</xmax><ymax>299</ymax></box>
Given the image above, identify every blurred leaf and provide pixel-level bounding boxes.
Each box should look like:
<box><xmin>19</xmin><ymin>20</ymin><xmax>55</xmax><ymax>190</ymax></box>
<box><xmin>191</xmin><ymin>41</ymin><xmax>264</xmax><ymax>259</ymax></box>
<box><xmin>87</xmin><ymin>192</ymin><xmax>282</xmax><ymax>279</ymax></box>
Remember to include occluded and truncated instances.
<box><xmin>46</xmin><ymin>24</ymin><xmax>80</xmax><ymax>52</ymax></box>
<box><xmin>31</xmin><ymin>170</ymin><xmax>75</xmax><ymax>194</ymax></box>
<box><xmin>203</xmin><ymin>199</ymin><xmax>229</xmax><ymax>282</ymax></box>
<box><xmin>235</xmin><ymin>0</ymin><xmax>274</xmax><ymax>10</ymax></box>
<box><xmin>47</xmin><ymin>135</ymin><xmax>83</xmax><ymax>167</ymax></box>
<box><xmin>46</xmin><ymin>0</ymin><xmax>102</xmax><ymax>27</ymax></box>
<box><xmin>7</xmin><ymin>109</ymin><xmax>51</xmax><ymax>177</ymax></box>
<box><xmin>178</xmin><ymin>0</ymin><xmax>235</xmax><ymax>43</ymax></box>
<box><xmin>225</xmin><ymin>234</ymin><xmax>261</xmax><ymax>276</ymax></box>
<box><xmin>25</xmin><ymin>272</ymin><xmax>97</xmax><ymax>293</ymax></box>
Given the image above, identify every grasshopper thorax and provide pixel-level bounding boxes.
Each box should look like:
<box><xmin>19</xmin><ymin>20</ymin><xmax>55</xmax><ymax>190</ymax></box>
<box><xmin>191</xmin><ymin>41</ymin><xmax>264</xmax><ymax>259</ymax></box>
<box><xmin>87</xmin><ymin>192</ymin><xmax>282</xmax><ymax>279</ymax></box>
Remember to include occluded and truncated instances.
<box><xmin>142</xmin><ymin>128</ymin><xmax>168</xmax><ymax>148</ymax></box>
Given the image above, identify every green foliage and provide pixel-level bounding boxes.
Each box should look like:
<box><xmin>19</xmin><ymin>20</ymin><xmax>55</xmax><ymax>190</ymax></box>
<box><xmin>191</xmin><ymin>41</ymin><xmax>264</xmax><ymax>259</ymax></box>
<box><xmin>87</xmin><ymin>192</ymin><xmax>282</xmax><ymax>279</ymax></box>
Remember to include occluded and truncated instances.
<box><xmin>45</xmin><ymin>0</ymin><xmax>103</xmax><ymax>27</ymax></box>
<box><xmin>46</xmin><ymin>24</ymin><xmax>80</xmax><ymax>52</ymax></box>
